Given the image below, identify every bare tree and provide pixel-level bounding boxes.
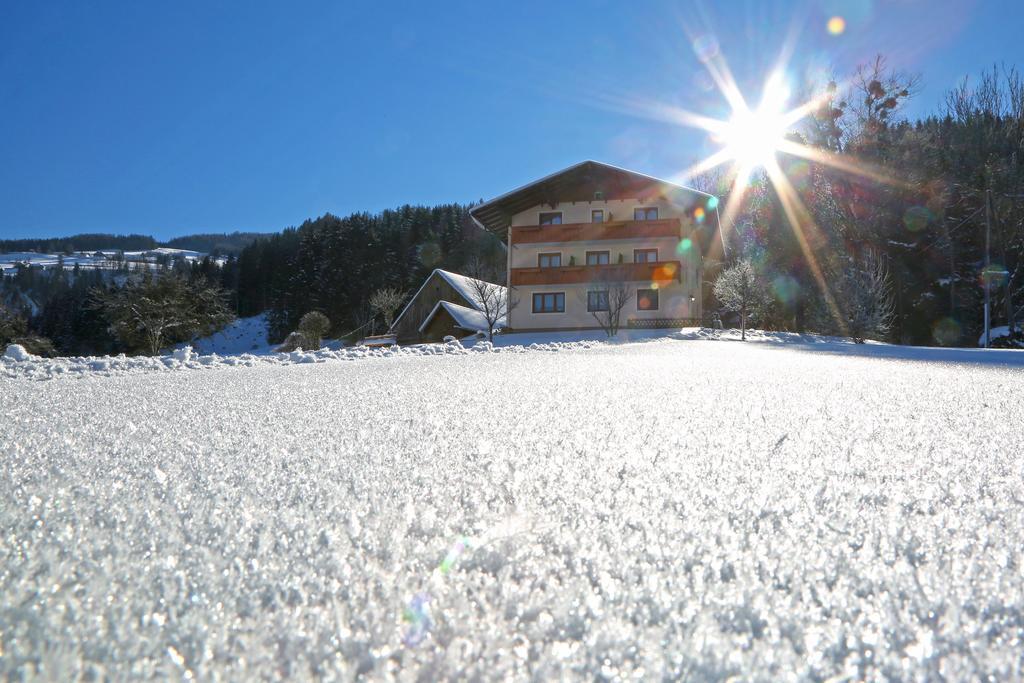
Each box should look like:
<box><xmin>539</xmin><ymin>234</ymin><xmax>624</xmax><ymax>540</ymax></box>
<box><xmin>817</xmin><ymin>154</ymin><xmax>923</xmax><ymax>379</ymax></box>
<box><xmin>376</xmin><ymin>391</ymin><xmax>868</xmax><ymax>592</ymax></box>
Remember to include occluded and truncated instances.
<box><xmin>837</xmin><ymin>250</ymin><xmax>895</xmax><ymax>344</ymax></box>
<box><xmin>846</xmin><ymin>54</ymin><xmax>920</xmax><ymax>149</ymax></box>
<box><xmin>713</xmin><ymin>259</ymin><xmax>768</xmax><ymax>341</ymax></box>
<box><xmin>349</xmin><ymin>301</ymin><xmax>378</xmax><ymax>339</ymax></box>
<box><xmin>465</xmin><ymin>259</ymin><xmax>517</xmax><ymax>342</ymax></box>
<box><xmin>580</xmin><ymin>273</ymin><xmax>632</xmax><ymax>337</ymax></box>
<box><xmin>369</xmin><ymin>287</ymin><xmax>407</xmax><ymax>331</ymax></box>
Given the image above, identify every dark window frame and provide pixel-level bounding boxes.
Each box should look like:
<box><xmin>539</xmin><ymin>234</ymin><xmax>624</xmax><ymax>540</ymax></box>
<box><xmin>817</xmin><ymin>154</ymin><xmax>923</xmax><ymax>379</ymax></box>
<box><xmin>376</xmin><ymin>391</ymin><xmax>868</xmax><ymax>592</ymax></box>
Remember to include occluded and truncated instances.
<box><xmin>591</xmin><ymin>209</ymin><xmax>605</xmax><ymax>223</ymax></box>
<box><xmin>532</xmin><ymin>292</ymin><xmax>566</xmax><ymax>313</ymax></box>
<box><xmin>585</xmin><ymin>250</ymin><xmax>610</xmax><ymax>266</ymax></box>
<box><xmin>634</xmin><ymin>248</ymin><xmax>658</xmax><ymax>263</ymax></box>
<box><xmin>537</xmin><ymin>252</ymin><xmax>562</xmax><ymax>268</ymax></box>
<box><xmin>636</xmin><ymin>288</ymin><xmax>660</xmax><ymax>311</ymax></box>
<box><xmin>634</xmin><ymin>207</ymin><xmax>659</xmax><ymax>221</ymax></box>
<box><xmin>539</xmin><ymin>211</ymin><xmax>563</xmax><ymax>225</ymax></box>
<box><xmin>587</xmin><ymin>290</ymin><xmax>610</xmax><ymax>312</ymax></box>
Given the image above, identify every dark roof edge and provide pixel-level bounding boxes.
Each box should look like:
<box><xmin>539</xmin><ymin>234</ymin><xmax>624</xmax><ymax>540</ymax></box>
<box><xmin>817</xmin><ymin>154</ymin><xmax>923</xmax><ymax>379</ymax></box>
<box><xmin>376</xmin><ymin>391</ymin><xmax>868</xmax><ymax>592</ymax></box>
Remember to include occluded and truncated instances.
<box><xmin>468</xmin><ymin>160</ymin><xmax>726</xmax><ymax>255</ymax></box>
<box><xmin>469</xmin><ymin>160</ymin><xmax>715</xmax><ymax>219</ymax></box>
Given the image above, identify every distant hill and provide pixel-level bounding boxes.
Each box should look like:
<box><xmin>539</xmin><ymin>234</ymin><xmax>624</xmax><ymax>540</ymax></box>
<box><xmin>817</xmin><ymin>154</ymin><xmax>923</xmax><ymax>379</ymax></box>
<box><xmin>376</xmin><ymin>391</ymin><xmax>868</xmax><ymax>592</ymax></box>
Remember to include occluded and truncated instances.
<box><xmin>0</xmin><ymin>231</ymin><xmax>265</xmax><ymax>256</ymax></box>
<box><xmin>163</xmin><ymin>232</ymin><xmax>265</xmax><ymax>255</ymax></box>
<box><xmin>0</xmin><ymin>233</ymin><xmax>157</xmax><ymax>254</ymax></box>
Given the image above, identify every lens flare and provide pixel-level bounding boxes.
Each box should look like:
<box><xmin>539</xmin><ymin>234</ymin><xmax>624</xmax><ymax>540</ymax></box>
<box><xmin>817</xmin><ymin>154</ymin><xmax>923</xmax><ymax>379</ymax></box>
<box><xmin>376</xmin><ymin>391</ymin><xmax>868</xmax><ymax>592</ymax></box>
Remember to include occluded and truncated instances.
<box><xmin>933</xmin><ymin>318</ymin><xmax>961</xmax><ymax>346</ymax></box>
<box><xmin>402</xmin><ymin>593</ymin><xmax>433</xmax><ymax>646</ymax></box>
<box><xmin>403</xmin><ymin>535</ymin><xmax>473</xmax><ymax>647</ymax></box>
<box><xmin>827</xmin><ymin>16</ymin><xmax>846</xmax><ymax>35</ymax></box>
<box><xmin>772</xmin><ymin>275</ymin><xmax>800</xmax><ymax>305</ymax></box>
<box><xmin>439</xmin><ymin>536</ymin><xmax>471</xmax><ymax>574</ymax></box>
<box><xmin>652</xmin><ymin>263</ymin><xmax>678</xmax><ymax>286</ymax></box>
<box><xmin>903</xmin><ymin>206</ymin><xmax>931</xmax><ymax>232</ymax></box>
<box><xmin>692</xmin><ymin>35</ymin><xmax>720</xmax><ymax>63</ymax></box>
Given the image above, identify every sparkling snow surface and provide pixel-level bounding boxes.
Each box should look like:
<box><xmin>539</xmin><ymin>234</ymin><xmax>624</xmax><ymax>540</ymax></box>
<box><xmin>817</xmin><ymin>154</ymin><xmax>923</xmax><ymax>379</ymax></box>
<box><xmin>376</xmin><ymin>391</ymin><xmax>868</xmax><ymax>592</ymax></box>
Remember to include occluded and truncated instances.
<box><xmin>2</xmin><ymin>339</ymin><xmax>1023</xmax><ymax>680</ymax></box>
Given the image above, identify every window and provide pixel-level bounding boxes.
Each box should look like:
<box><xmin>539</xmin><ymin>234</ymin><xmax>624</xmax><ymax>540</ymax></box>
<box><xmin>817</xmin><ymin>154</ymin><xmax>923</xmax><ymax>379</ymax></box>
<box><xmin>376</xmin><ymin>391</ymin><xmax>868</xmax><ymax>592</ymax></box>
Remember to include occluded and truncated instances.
<box><xmin>586</xmin><ymin>251</ymin><xmax>610</xmax><ymax>266</ymax></box>
<box><xmin>634</xmin><ymin>248</ymin><xmax>658</xmax><ymax>263</ymax></box>
<box><xmin>637</xmin><ymin>288</ymin><xmax>659</xmax><ymax>311</ymax></box>
<box><xmin>634</xmin><ymin>207</ymin><xmax>659</xmax><ymax>221</ymax></box>
<box><xmin>591</xmin><ymin>209</ymin><xmax>605</xmax><ymax>223</ymax></box>
<box><xmin>533</xmin><ymin>292</ymin><xmax>565</xmax><ymax>313</ymax></box>
<box><xmin>587</xmin><ymin>290</ymin><xmax>609</xmax><ymax>312</ymax></box>
<box><xmin>538</xmin><ymin>253</ymin><xmax>561</xmax><ymax>268</ymax></box>
<box><xmin>539</xmin><ymin>211</ymin><xmax>563</xmax><ymax>225</ymax></box>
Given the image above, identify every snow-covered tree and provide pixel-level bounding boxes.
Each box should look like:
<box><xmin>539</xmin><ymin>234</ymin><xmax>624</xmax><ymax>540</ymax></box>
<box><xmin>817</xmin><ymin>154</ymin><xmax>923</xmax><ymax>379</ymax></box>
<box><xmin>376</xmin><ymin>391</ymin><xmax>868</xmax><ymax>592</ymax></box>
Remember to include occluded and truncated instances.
<box><xmin>94</xmin><ymin>273</ymin><xmax>234</xmax><ymax>355</ymax></box>
<box><xmin>713</xmin><ymin>259</ymin><xmax>768</xmax><ymax>340</ymax></box>
<box><xmin>837</xmin><ymin>250</ymin><xmax>895</xmax><ymax>344</ymax></box>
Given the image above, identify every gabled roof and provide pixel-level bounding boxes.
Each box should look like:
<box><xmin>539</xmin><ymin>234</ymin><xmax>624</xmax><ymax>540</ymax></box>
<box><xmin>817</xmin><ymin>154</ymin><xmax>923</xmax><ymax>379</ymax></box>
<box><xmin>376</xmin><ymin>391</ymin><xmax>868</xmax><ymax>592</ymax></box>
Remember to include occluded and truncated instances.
<box><xmin>390</xmin><ymin>269</ymin><xmax>507</xmax><ymax>332</ymax></box>
<box><xmin>469</xmin><ymin>160</ymin><xmax>718</xmax><ymax>240</ymax></box>
<box><xmin>418</xmin><ymin>300</ymin><xmax>507</xmax><ymax>334</ymax></box>
<box><xmin>433</xmin><ymin>269</ymin><xmax>494</xmax><ymax>309</ymax></box>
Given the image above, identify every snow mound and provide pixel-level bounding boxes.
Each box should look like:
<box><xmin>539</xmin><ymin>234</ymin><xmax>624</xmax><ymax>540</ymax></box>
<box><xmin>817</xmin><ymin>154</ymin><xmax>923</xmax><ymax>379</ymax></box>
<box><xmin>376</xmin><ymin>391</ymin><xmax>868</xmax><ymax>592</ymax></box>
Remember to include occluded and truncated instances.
<box><xmin>4</xmin><ymin>344</ymin><xmax>32</xmax><ymax>361</ymax></box>
<box><xmin>1</xmin><ymin>338</ymin><xmax>604</xmax><ymax>381</ymax></box>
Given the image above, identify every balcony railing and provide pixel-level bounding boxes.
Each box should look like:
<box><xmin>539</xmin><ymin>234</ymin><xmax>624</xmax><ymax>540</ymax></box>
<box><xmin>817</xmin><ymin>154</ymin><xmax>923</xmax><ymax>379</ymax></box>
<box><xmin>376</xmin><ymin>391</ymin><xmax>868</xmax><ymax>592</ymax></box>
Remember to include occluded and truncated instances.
<box><xmin>510</xmin><ymin>260</ymin><xmax>681</xmax><ymax>286</ymax></box>
<box><xmin>509</xmin><ymin>218</ymin><xmax>681</xmax><ymax>244</ymax></box>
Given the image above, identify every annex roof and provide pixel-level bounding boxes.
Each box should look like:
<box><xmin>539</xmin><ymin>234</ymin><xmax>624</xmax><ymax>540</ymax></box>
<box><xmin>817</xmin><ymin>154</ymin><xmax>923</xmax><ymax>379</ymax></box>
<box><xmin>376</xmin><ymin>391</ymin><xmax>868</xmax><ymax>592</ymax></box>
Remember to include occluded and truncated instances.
<box><xmin>418</xmin><ymin>300</ymin><xmax>507</xmax><ymax>334</ymax></box>
<box><xmin>390</xmin><ymin>269</ymin><xmax>507</xmax><ymax>333</ymax></box>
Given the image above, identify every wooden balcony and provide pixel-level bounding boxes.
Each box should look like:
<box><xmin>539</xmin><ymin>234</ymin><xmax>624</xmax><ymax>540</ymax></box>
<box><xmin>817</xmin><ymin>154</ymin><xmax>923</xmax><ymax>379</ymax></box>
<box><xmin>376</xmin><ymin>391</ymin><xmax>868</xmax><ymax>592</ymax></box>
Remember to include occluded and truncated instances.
<box><xmin>510</xmin><ymin>260</ymin><xmax>681</xmax><ymax>286</ymax></box>
<box><xmin>509</xmin><ymin>218</ymin><xmax>681</xmax><ymax>244</ymax></box>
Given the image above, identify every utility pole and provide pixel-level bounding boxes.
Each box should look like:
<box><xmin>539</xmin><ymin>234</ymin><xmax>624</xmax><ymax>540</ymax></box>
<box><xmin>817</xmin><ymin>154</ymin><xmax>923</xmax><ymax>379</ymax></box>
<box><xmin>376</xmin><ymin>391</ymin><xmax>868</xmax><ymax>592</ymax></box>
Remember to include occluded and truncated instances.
<box><xmin>983</xmin><ymin>187</ymin><xmax>991</xmax><ymax>348</ymax></box>
<box><xmin>984</xmin><ymin>187</ymin><xmax>992</xmax><ymax>349</ymax></box>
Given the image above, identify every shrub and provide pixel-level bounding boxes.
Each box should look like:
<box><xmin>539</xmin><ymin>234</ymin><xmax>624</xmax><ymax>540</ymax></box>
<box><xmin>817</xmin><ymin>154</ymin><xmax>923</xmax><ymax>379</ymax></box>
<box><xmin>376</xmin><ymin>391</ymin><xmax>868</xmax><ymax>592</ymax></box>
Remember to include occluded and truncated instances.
<box><xmin>297</xmin><ymin>311</ymin><xmax>330</xmax><ymax>349</ymax></box>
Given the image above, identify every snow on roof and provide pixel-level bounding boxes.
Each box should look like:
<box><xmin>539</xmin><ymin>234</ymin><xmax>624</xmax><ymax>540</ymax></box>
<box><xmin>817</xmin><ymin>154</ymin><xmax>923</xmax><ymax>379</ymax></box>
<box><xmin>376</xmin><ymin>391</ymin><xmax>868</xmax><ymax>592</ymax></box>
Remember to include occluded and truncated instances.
<box><xmin>434</xmin><ymin>269</ymin><xmax>505</xmax><ymax>308</ymax></box>
<box><xmin>418</xmin><ymin>300</ymin><xmax>507</xmax><ymax>334</ymax></box>
<box><xmin>391</xmin><ymin>269</ymin><xmax>507</xmax><ymax>331</ymax></box>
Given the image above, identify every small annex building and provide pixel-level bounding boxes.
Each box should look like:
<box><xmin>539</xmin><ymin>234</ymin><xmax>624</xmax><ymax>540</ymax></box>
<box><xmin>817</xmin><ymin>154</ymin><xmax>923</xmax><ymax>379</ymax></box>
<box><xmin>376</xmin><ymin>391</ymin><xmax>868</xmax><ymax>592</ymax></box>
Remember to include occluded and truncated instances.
<box><xmin>390</xmin><ymin>269</ymin><xmax>507</xmax><ymax>344</ymax></box>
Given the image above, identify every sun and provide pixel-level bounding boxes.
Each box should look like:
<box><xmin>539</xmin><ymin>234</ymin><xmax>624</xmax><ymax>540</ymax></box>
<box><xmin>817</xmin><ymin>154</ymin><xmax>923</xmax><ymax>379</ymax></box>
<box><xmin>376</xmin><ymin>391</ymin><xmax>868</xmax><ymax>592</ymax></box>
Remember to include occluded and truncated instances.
<box><xmin>721</xmin><ymin>108</ymin><xmax>788</xmax><ymax>168</ymax></box>
<box><xmin>596</xmin><ymin>39</ymin><xmax>909</xmax><ymax>338</ymax></box>
<box><xmin>719</xmin><ymin>75</ymin><xmax>791</xmax><ymax>169</ymax></box>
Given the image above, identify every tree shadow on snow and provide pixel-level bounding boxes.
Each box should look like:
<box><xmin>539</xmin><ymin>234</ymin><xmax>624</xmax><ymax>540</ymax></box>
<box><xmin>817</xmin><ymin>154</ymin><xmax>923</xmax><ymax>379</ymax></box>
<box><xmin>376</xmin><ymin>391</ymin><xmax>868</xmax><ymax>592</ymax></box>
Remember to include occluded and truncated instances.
<box><xmin>765</xmin><ymin>341</ymin><xmax>1024</xmax><ymax>368</ymax></box>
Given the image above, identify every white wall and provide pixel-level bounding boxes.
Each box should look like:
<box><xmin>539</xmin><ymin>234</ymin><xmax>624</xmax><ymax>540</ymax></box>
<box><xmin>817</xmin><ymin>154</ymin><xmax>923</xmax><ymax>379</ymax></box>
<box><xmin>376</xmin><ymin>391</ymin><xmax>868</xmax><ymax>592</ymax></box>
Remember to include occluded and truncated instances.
<box><xmin>509</xmin><ymin>198</ymin><xmax>685</xmax><ymax>227</ymax></box>
<box><xmin>506</xmin><ymin>196</ymin><xmax>710</xmax><ymax>330</ymax></box>
<box><xmin>513</xmin><ymin>282</ymin><xmax>699</xmax><ymax>329</ymax></box>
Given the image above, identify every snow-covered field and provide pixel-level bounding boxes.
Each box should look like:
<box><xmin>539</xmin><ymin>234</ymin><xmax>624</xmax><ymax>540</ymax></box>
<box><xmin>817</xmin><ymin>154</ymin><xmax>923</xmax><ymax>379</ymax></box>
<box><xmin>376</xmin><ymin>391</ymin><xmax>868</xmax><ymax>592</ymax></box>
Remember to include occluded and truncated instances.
<box><xmin>2</xmin><ymin>337</ymin><xmax>1023</xmax><ymax>679</ymax></box>
<box><xmin>0</xmin><ymin>247</ymin><xmax>217</xmax><ymax>276</ymax></box>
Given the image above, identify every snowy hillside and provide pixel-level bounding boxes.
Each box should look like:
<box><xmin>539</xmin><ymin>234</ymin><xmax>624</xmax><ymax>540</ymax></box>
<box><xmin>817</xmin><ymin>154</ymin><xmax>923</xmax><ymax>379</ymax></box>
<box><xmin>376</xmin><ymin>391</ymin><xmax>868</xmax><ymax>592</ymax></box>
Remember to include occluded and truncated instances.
<box><xmin>2</xmin><ymin>338</ymin><xmax>1023</xmax><ymax>679</ymax></box>
<box><xmin>0</xmin><ymin>247</ymin><xmax>219</xmax><ymax>276</ymax></box>
<box><xmin>181</xmin><ymin>314</ymin><xmax>273</xmax><ymax>355</ymax></box>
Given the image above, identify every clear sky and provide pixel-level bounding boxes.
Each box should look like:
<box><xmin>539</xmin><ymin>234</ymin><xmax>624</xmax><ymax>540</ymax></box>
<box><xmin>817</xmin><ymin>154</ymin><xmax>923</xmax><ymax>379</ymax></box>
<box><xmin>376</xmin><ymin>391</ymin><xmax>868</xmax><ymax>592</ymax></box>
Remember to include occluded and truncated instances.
<box><xmin>1</xmin><ymin>0</ymin><xmax>1022</xmax><ymax>240</ymax></box>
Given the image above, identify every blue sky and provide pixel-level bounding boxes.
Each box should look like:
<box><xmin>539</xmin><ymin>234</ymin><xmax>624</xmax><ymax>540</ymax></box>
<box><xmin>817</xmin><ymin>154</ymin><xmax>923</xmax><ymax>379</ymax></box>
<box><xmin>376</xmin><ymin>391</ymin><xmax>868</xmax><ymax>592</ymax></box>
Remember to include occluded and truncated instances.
<box><xmin>1</xmin><ymin>0</ymin><xmax>1021</xmax><ymax>240</ymax></box>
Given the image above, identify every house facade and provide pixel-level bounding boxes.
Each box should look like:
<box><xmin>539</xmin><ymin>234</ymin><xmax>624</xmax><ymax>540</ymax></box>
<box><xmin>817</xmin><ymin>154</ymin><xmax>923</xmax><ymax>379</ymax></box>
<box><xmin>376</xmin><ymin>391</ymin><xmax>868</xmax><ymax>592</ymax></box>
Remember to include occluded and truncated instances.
<box><xmin>470</xmin><ymin>161</ymin><xmax>723</xmax><ymax>333</ymax></box>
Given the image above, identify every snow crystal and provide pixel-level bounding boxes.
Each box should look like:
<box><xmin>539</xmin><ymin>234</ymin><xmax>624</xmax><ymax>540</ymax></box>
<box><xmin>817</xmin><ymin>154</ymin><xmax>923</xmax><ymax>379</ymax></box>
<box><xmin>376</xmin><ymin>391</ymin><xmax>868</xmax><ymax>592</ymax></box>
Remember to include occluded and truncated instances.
<box><xmin>1</xmin><ymin>338</ymin><xmax>1023</xmax><ymax>679</ymax></box>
